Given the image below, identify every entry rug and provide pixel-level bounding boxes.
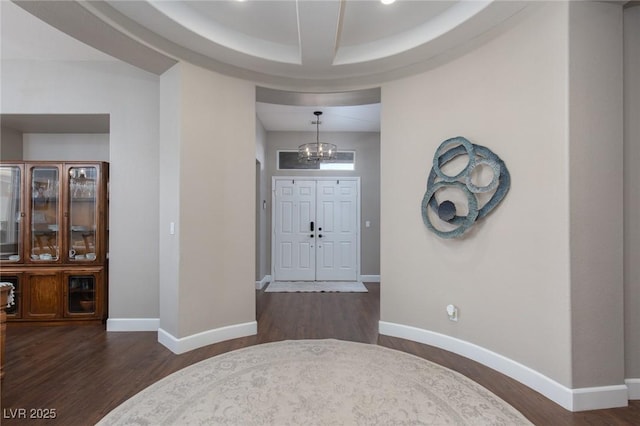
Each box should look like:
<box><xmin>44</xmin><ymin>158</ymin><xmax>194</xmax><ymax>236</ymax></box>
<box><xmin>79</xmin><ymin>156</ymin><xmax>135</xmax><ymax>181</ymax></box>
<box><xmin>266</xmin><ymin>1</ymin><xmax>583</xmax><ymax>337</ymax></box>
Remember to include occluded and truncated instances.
<box><xmin>97</xmin><ymin>339</ymin><xmax>533</xmax><ymax>425</ymax></box>
<box><xmin>265</xmin><ymin>281</ymin><xmax>368</xmax><ymax>292</ymax></box>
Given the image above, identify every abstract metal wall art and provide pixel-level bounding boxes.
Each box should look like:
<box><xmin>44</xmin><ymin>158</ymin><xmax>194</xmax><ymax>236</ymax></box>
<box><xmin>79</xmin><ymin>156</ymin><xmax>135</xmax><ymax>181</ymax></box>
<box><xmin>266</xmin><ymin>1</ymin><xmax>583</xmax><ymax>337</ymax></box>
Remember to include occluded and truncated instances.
<box><xmin>421</xmin><ymin>137</ymin><xmax>510</xmax><ymax>239</ymax></box>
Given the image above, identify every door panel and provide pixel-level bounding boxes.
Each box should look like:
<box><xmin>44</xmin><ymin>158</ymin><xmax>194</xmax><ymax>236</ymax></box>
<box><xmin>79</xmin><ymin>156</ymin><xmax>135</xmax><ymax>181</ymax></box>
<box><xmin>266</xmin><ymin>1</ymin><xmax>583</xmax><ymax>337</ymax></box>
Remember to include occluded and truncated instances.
<box><xmin>340</xmin><ymin>242</ymin><xmax>353</xmax><ymax>267</ymax></box>
<box><xmin>280</xmin><ymin>201</ymin><xmax>293</xmax><ymax>233</ymax></box>
<box><xmin>316</xmin><ymin>180</ymin><xmax>358</xmax><ymax>281</ymax></box>
<box><xmin>280</xmin><ymin>242</ymin><xmax>293</xmax><ymax>268</ymax></box>
<box><xmin>274</xmin><ymin>180</ymin><xmax>316</xmax><ymax>281</ymax></box>
<box><xmin>299</xmin><ymin>242</ymin><xmax>312</xmax><ymax>269</ymax></box>
<box><xmin>320</xmin><ymin>242</ymin><xmax>334</xmax><ymax>268</ymax></box>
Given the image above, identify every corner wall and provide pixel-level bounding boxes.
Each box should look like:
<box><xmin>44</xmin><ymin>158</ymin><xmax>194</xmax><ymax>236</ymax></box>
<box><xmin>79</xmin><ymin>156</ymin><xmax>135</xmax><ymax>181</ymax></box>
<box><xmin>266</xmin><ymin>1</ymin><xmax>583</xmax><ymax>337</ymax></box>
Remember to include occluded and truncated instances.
<box><xmin>568</xmin><ymin>1</ymin><xmax>624</xmax><ymax>392</ymax></box>
<box><xmin>158</xmin><ymin>62</ymin><xmax>257</xmax><ymax>352</ymax></box>
<box><xmin>255</xmin><ymin>118</ymin><xmax>269</xmax><ymax>284</ymax></box>
<box><xmin>158</xmin><ymin>63</ymin><xmax>181</xmax><ymax>337</ymax></box>
<box><xmin>624</xmin><ymin>5</ymin><xmax>640</xmax><ymax>390</ymax></box>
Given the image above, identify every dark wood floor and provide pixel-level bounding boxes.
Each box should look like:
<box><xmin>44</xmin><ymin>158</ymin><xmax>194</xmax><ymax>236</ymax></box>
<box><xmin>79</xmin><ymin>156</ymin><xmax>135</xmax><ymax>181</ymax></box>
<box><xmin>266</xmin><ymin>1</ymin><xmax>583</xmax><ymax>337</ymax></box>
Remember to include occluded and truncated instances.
<box><xmin>1</xmin><ymin>283</ymin><xmax>639</xmax><ymax>425</ymax></box>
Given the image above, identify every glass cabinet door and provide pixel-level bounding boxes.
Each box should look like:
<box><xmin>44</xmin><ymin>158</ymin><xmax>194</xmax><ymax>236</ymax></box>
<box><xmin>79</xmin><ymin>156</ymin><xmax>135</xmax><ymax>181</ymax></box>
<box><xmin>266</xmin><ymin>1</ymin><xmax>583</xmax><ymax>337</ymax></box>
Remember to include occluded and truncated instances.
<box><xmin>67</xmin><ymin>166</ymin><xmax>98</xmax><ymax>262</ymax></box>
<box><xmin>67</xmin><ymin>274</ymin><xmax>96</xmax><ymax>315</ymax></box>
<box><xmin>29</xmin><ymin>166</ymin><xmax>60</xmax><ymax>262</ymax></box>
<box><xmin>0</xmin><ymin>165</ymin><xmax>22</xmax><ymax>262</ymax></box>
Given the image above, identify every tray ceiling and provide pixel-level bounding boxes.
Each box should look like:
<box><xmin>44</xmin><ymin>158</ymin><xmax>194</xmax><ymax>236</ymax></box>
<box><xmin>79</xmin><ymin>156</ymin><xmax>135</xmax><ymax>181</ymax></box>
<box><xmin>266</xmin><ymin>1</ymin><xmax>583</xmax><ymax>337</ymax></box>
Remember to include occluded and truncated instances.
<box><xmin>11</xmin><ymin>0</ymin><xmax>530</xmax><ymax>91</ymax></box>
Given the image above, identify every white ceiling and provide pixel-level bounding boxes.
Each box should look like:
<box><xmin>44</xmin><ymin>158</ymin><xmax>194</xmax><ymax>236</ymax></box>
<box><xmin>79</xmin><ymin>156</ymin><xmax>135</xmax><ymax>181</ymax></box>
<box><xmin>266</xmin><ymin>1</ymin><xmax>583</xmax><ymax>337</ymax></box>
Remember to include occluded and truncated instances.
<box><xmin>256</xmin><ymin>103</ymin><xmax>380</xmax><ymax>132</ymax></box>
<box><xmin>1</xmin><ymin>0</ymin><xmax>533</xmax><ymax>132</ymax></box>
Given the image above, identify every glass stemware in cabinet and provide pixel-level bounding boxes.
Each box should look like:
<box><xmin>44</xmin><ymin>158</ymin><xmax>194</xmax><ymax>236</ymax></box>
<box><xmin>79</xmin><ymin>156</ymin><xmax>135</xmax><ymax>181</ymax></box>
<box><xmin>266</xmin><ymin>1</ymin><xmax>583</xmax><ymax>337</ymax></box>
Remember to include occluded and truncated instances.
<box><xmin>0</xmin><ymin>166</ymin><xmax>22</xmax><ymax>262</ymax></box>
<box><xmin>68</xmin><ymin>167</ymin><xmax>98</xmax><ymax>262</ymax></box>
<box><xmin>30</xmin><ymin>166</ymin><xmax>59</xmax><ymax>261</ymax></box>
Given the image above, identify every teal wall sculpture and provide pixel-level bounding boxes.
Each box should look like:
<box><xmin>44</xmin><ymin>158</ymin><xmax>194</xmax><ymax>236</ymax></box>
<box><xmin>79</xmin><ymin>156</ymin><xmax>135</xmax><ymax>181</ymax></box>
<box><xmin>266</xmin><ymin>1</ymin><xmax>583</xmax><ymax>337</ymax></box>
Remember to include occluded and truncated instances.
<box><xmin>421</xmin><ymin>137</ymin><xmax>510</xmax><ymax>239</ymax></box>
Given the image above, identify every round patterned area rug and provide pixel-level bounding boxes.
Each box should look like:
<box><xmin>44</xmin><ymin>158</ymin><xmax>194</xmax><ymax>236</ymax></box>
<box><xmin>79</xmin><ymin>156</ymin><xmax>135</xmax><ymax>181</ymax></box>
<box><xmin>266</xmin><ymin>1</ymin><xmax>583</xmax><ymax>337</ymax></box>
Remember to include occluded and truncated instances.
<box><xmin>97</xmin><ymin>339</ymin><xmax>533</xmax><ymax>425</ymax></box>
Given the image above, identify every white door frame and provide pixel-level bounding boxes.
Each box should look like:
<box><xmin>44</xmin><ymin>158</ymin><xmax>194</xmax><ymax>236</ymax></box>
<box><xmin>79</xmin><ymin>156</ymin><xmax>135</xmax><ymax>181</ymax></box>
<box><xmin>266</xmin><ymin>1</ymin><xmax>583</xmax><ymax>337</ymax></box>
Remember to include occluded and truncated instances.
<box><xmin>272</xmin><ymin>176</ymin><xmax>361</xmax><ymax>282</ymax></box>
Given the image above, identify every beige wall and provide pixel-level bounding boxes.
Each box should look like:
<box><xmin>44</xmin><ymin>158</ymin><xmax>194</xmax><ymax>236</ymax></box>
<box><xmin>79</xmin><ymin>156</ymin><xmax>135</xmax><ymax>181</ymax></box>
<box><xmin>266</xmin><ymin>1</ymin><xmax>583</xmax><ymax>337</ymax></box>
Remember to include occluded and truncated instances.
<box><xmin>266</xmin><ymin>131</ymin><xmax>380</xmax><ymax>277</ymax></box>
<box><xmin>22</xmin><ymin>133</ymin><xmax>109</xmax><ymax>161</ymax></box>
<box><xmin>0</xmin><ymin>127</ymin><xmax>22</xmax><ymax>160</ymax></box>
<box><xmin>159</xmin><ymin>62</ymin><xmax>256</xmax><ymax>338</ymax></box>
<box><xmin>158</xmin><ymin>64</ymin><xmax>181</xmax><ymax>336</ymax></box>
<box><xmin>624</xmin><ymin>5</ymin><xmax>640</xmax><ymax>380</ymax></box>
<box><xmin>255</xmin><ymin>119</ymin><xmax>269</xmax><ymax>281</ymax></box>
<box><xmin>381</xmin><ymin>3</ymin><xmax>573</xmax><ymax>386</ymax></box>
<box><xmin>568</xmin><ymin>1</ymin><xmax>624</xmax><ymax>389</ymax></box>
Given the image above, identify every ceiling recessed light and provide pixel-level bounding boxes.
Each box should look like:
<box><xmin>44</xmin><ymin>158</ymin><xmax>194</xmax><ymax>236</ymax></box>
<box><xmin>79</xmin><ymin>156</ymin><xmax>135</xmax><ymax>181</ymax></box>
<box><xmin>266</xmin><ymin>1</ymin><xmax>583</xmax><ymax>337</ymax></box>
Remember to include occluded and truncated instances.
<box><xmin>381</xmin><ymin>0</ymin><xmax>396</xmax><ymax>5</ymax></box>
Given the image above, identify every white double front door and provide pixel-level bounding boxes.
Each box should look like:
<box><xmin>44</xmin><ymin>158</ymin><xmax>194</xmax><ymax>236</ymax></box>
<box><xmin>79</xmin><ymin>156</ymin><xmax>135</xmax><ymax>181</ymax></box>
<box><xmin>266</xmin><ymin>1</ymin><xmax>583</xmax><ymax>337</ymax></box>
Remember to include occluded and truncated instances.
<box><xmin>273</xmin><ymin>178</ymin><xmax>359</xmax><ymax>282</ymax></box>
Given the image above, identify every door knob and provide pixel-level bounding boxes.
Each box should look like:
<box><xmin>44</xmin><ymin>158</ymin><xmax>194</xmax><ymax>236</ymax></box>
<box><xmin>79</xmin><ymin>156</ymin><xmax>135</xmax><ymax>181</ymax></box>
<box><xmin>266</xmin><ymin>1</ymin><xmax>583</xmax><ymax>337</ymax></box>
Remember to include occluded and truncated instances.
<box><xmin>318</xmin><ymin>234</ymin><xmax>323</xmax><ymax>238</ymax></box>
<box><xmin>310</xmin><ymin>234</ymin><xmax>314</xmax><ymax>238</ymax></box>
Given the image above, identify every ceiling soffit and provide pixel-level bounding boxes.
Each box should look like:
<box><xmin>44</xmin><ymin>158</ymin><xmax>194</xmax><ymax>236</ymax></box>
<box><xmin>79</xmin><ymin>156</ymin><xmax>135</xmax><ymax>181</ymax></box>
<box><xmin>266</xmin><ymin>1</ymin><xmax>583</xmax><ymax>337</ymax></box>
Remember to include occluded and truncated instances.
<box><xmin>14</xmin><ymin>0</ymin><xmax>531</xmax><ymax>91</ymax></box>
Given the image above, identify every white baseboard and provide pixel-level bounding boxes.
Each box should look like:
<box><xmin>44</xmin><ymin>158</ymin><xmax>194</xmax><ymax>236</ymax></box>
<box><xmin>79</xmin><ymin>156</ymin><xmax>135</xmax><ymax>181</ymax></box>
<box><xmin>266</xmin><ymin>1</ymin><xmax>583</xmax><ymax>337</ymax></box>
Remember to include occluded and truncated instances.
<box><xmin>256</xmin><ymin>275</ymin><xmax>272</xmax><ymax>290</ymax></box>
<box><xmin>571</xmin><ymin>385</ymin><xmax>629</xmax><ymax>411</ymax></box>
<box><xmin>379</xmin><ymin>321</ymin><xmax>629</xmax><ymax>412</ymax></box>
<box><xmin>626</xmin><ymin>379</ymin><xmax>640</xmax><ymax>400</ymax></box>
<box><xmin>158</xmin><ymin>321</ymin><xmax>258</xmax><ymax>355</ymax></box>
<box><xmin>106</xmin><ymin>318</ymin><xmax>160</xmax><ymax>332</ymax></box>
<box><xmin>360</xmin><ymin>274</ymin><xmax>380</xmax><ymax>283</ymax></box>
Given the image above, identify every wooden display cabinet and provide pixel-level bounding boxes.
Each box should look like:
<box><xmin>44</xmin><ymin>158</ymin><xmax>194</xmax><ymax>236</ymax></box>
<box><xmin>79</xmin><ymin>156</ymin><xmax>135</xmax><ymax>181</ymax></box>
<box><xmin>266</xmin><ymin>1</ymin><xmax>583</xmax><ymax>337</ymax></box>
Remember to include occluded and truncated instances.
<box><xmin>0</xmin><ymin>161</ymin><xmax>108</xmax><ymax>324</ymax></box>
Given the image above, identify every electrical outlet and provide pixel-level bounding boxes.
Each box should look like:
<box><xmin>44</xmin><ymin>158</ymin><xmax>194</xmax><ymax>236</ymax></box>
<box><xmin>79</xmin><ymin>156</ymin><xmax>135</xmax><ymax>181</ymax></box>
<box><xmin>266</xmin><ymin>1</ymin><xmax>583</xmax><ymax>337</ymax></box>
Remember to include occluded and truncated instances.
<box><xmin>446</xmin><ymin>304</ymin><xmax>458</xmax><ymax>322</ymax></box>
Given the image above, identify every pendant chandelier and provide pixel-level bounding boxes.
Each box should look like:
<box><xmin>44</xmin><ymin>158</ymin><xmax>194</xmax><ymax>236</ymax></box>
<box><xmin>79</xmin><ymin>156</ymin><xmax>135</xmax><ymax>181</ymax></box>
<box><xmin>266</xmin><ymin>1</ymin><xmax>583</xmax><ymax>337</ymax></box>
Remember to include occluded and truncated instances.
<box><xmin>298</xmin><ymin>111</ymin><xmax>338</xmax><ymax>163</ymax></box>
